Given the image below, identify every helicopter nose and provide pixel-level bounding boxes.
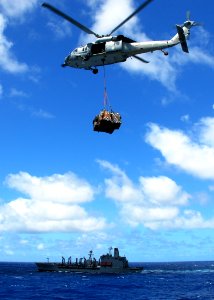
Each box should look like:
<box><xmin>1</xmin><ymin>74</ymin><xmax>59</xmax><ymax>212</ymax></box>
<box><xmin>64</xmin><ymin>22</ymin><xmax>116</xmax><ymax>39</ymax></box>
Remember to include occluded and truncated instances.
<box><xmin>65</xmin><ymin>54</ymin><xmax>71</xmax><ymax>64</ymax></box>
<box><xmin>65</xmin><ymin>54</ymin><xmax>77</xmax><ymax>65</ymax></box>
<box><xmin>61</xmin><ymin>54</ymin><xmax>71</xmax><ymax>67</ymax></box>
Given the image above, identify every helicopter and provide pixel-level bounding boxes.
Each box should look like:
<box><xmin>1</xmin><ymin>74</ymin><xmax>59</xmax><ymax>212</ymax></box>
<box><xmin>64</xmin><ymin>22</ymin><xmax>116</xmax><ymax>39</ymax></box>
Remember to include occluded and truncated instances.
<box><xmin>42</xmin><ymin>0</ymin><xmax>201</xmax><ymax>74</ymax></box>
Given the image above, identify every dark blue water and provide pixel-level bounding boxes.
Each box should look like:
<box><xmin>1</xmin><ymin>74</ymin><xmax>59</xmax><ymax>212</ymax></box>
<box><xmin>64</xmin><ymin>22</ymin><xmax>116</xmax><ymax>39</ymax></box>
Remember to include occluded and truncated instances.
<box><xmin>1</xmin><ymin>261</ymin><xmax>214</xmax><ymax>299</ymax></box>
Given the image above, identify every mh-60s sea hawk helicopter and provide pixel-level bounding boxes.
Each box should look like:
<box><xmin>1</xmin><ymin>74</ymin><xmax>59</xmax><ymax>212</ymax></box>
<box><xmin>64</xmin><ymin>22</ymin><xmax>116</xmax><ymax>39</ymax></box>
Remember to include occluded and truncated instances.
<box><xmin>42</xmin><ymin>0</ymin><xmax>201</xmax><ymax>74</ymax></box>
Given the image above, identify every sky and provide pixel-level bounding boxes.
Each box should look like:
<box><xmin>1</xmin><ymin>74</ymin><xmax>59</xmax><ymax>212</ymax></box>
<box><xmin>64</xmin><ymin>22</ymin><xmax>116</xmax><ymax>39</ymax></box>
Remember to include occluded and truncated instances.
<box><xmin>0</xmin><ymin>0</ymin><xmax>214</xmax><ymax>263</ymax></box>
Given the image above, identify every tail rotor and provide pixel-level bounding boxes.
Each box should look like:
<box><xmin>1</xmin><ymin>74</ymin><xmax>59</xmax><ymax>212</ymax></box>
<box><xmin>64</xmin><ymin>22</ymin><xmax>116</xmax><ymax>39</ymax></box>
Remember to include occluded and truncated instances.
<box><xmin>183</xmin><ymin>11</ymin><xmax>203</xmax><ymax>28</ymax></box>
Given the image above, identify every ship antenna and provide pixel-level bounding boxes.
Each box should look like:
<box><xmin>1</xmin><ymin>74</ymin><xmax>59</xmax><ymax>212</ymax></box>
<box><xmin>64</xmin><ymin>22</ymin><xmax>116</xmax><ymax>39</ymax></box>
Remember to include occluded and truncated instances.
<box><xmin>88</xmin><ymin>250</ymin><xmax>93</xmax><ymax>260</ymax></box>
<box><xmin>108</xmin><ymin>247</ymin><xmax>113</xmax><ymax>255</ymax></box>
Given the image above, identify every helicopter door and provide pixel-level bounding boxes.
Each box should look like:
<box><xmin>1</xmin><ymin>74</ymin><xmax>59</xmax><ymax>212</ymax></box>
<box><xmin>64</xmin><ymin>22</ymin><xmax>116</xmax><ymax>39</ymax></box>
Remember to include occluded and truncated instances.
<box><xmin>105</xmin><ymin>41</ymin><xmax>123</xmax><ymax>52</ymax></box>
<box><xmin>91</xmin><ymin>42</ymin><xmax>106</xmax><ymax>54</ymax></box>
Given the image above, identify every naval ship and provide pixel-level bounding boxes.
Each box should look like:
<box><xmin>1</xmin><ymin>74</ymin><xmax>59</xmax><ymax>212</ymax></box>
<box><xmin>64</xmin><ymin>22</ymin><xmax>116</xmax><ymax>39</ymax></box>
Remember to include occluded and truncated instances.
<box><xmin>36</xmin><ymin>247</ymin><xmax>143</xmax><ymax>274</ymax></box>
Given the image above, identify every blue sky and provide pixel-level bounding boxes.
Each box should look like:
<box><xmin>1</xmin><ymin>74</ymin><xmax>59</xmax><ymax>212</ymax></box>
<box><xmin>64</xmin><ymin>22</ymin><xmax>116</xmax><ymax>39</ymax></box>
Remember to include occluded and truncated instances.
<box><xmin>0</xmin><ymin>0</ymin><xmax>214</xmax><ymax>263</ymax></box>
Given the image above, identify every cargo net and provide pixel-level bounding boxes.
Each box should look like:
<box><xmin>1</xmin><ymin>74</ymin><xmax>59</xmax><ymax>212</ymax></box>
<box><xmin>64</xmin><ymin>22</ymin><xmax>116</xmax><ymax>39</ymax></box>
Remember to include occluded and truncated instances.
<box><xmin>93</xmin><ymin>109</ymin><xmax>122</xmax><ymax>134</ymax></box>
<box><xmin>93</xmin><ymin>65</ymin><xmax>122</xmax><ymax>134</ymax></box>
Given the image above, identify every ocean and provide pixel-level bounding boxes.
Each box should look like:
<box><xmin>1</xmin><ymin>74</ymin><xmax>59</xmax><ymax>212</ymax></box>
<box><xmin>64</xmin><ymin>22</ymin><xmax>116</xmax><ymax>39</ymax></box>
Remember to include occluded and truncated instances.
<box><xmin>0</xmin><ymin>261</ymin><xmax>214</xmax><ymax>299</ymax></box>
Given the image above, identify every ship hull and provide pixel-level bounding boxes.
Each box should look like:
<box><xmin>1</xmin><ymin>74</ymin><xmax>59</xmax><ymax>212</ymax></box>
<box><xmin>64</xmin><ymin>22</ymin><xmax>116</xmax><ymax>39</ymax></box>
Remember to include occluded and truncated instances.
<box><xmin>36</xmin><ymin>263</ymin><xmax>143</xmax><ymax>274</ymax></box>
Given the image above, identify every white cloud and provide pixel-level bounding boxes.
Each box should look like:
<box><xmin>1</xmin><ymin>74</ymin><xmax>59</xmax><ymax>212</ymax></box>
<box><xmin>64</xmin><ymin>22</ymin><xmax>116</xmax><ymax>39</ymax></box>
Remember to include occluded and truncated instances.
<box><xmin>189</xmin><ymin>47</ymin><xmax>214</xmax><ymax>68</ymax></box>
<box><xmin>0</xmin><ymin>1</ymin><xmax>41</xmax><ymax>74</ymax></box>
<box><xmin>47</xmin><ymin>20</ymin><xmax>72</xmax><ymax>39</ymax></box>
<box><xmin>0</xmin><ymin>172</ymin><xmax>106</xmax><ymax>233</ymax></box>
<box><xmin>145</xmin><ymin>118</ymin><xmax>214</xmax><ymax>180</ymax></box>
<box><xmin>122</xmin><ymin>53</ymin><xmax>177</xmax><ymax>91</ymax></box>
<box><xmin>122</xmin><ymin>204</ymin><xmax>179</xmax><ymax>228</ymax></box>
<box><xmin>9</xmin><ymin>88</ymin><xmax>28</xmax><ymax>98</ymax></box>
<box><xmin>0</xmin><ymin>0</ymin><xmax>38</xmax><ymax>18</ymax></box>
<box><xmin>98</xmin><ymin>159</ymin><xmax>143</xmax><ymax>203</ymax></box>
<box><xmin>37</xmin><ymin>243</ymin><xmax>44</xmax><ymax>250</ymax></box>
<box><xmin>89</xmin><ymin>0</ymin><xmax>137</xmax><ymax>36</ymax></box>
<box><xmin>196</xmin><ymin>117</ymin><xmax>214</xmax><ymax>147</ymax></box>
<box><xmin>0</xmin><ymin>83</ymin><xmax>3</xmax><ymax>97</ymax></box>
<box><xmin>139</xmin><ymin>176</ymin><xmax>189</xmax><ymax>206</ymax></box>
<box><xmin>9</xmin><ymin>98</ymin><xmax>55</xmax><ymax>119</ymax></box>
<box><xmin>31</xmin><ymin>109</ymin><xmax>55</xmax><ymax>119</ymax></box>
<box><xmin>0</xmin><ymin>0</ymin><xmax>71</xmax><ymax>75</ymax></box>
<box><xmin>97</xmin><ymin>160</ymin><xmax>204</xmax><ymax>230</ymax></box>
<box><xmin>99</xmin><ymin>160</ymin><xmax>189</xmax><ymax>206</ymax></box>
<box><xmin>20</xmin><ymin>239</ymin><xmax>28</xmax><ymax>245</ymax></box>
<box><xmin>180</xmin><ymin>114</ymin><xmax>190</xmax><ymax>122</ymax></box>
<box><xmin>140</xmin><ymin>209</ymin><xmax>214</xmax><ymax>230</ymax></box>
<box><xmin>4</xmin><ymin>247</ymin><xmax>14</xmax><ymax>256</ymax></box>
<box><xmin>191</xmin><ymin>27</ymin><xmax>211</xmax><ymax>48</ymax></box>
<box><xmin>0</xmin><ymin>14</ymin><xmax>28</xmax><ymax>73</ymax></box>
<box><xmin>194</xmin><ymin>192</ymin><xmax>210</xmax><ymax>205</ymax></box>
<box><xmin>165</xmin><ymin>210</ymin><xmax>214</xmax><ymax>230</ymax></box>
<box><xmin>6</xmin><ymin>172</ymin><xmax>95</xmax><ymax>204</ymax></box>
<box><xmin>171</xmin><ymin>46</ymin><xmax>214</xmax><ymax>69</ymax></box>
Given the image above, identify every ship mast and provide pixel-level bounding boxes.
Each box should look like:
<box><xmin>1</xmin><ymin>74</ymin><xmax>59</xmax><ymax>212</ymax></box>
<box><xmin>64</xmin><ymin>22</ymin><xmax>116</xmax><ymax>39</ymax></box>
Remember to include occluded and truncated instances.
<box><xmin>108</xmin><ymin>246</ymin><xmax>113</xmax><ymax>256</ymax></box>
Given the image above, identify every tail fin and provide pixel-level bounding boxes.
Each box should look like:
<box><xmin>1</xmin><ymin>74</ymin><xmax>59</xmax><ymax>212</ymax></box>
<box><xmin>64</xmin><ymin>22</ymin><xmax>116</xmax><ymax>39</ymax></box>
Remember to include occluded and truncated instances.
<box><xmin>176</xmin><ymin>25</ymin><xmax>189</xmax><ymax>53</ymax></box>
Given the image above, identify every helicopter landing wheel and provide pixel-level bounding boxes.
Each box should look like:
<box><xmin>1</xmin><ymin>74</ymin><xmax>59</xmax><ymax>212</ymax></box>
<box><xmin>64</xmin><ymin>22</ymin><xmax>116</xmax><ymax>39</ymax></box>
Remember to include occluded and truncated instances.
<box><xmin>92</xmin><ymin>69</ymin><xmax>98</xmax><ymax>74</ymax></box>
<box><xmin>161</xmin><ymin>49</ymin><xmax>169</xmax><ymax>56</ymax></box>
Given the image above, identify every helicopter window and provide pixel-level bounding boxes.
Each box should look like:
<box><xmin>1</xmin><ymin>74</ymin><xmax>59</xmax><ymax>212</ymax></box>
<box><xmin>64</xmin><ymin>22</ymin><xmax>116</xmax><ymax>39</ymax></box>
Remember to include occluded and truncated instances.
<box><xmin>91</xmin><ymin>42</ymin><xmax>105</xmax><ymax>55</ymax></box>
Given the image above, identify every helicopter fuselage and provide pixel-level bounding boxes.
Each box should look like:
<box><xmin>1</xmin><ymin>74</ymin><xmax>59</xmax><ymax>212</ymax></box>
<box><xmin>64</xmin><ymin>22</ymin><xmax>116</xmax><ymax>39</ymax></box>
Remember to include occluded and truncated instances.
<box><xmin>63</xmin><ymin>35</ymin><xmax>179</xmax><ymax>70</ymax></box>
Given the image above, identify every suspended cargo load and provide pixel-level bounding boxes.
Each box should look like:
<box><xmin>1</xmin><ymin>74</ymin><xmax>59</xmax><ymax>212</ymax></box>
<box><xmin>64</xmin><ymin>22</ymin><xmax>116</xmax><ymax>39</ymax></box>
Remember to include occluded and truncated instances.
<box><xmin>93</xmin><ymin>109</ymin><xmax>122</xmax><ymax>134</ymax></box>
<box><xmin>93</xmin><ymin>65</ymin><xmax>121</xmax><ymax>134</ymax></box>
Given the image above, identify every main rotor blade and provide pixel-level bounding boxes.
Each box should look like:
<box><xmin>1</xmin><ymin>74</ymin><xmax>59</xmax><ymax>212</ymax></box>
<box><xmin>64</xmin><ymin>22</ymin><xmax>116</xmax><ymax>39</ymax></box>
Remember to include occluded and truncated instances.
<box><xmin>109</xmin><ymin>0</ymin><xmax>154</xmax><ymax>35</ymax></box>
<box><xmin>133</xmin><ymin>55</ymin><xmax>149</xmax><ymax>63</ymax></box>
<box><xmin>186</xmin><ymin>10</ymin><xmax>190</xmax><ymax>21</ymax></box>
<box><xmin>193</xmin><ymin>21</ymin><xmax>203</xmax><ymax>26</ymax></box>
<box><xmin>42</xmin><ymin>3</ymin><xmax>100</xmax><ymax>37</ymax></box>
